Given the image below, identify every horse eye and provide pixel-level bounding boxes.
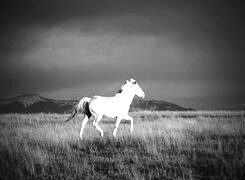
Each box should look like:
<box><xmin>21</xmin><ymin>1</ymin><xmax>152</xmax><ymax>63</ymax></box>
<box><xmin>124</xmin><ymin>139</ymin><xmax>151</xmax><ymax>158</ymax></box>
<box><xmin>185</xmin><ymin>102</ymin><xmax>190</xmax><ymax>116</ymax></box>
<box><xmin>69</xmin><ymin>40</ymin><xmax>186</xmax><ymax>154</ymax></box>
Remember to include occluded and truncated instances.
<box><xmin>133</xmin><ymin>81</ymin><xmax>137</xmax><ymax>84</ymax></box>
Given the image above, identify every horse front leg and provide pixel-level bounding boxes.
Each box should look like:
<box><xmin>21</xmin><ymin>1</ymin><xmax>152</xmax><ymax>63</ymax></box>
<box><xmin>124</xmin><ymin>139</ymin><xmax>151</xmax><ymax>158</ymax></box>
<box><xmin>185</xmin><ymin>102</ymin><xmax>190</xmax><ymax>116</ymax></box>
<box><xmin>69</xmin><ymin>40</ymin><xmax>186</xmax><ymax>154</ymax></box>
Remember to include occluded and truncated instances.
<box><xmin>113</xmin><ymin>116</ymin><xmax>122</xmax><ymax>137</ymax></box>
<box><xmin>123</xmin><ymin>114</ymin><xmax>134</xmax><ymax>132</ymax></box>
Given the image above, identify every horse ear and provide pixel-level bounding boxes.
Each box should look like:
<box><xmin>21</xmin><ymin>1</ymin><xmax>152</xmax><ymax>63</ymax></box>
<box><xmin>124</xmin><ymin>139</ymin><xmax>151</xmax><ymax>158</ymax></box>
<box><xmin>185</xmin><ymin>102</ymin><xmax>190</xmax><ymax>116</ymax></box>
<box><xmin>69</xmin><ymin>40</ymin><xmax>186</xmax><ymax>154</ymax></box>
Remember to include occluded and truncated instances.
<box><xmin>130</xmin><ymin>78</ymin><xmax>137</xmax><ymax>84</ymax></box>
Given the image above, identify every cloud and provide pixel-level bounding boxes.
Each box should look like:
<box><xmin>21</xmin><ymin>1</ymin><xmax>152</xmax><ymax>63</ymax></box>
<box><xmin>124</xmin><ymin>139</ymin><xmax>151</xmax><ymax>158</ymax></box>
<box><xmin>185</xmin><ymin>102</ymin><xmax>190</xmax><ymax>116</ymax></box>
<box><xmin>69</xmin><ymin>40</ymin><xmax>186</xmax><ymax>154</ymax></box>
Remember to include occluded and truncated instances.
<box><xmin>0</xmin><ymin>0</ymin><xmax>244</xmax><ymax>109</ymax></box>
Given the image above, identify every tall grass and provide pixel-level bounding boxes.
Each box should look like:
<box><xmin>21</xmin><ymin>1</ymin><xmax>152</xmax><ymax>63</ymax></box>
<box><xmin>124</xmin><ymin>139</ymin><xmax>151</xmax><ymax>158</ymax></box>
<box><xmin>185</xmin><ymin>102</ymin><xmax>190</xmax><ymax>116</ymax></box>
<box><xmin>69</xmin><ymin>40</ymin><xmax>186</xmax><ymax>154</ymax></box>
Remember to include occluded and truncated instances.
<box><xmin>0</xmin><ymin>111</ymin><xmax>244</xmax><ymax>179</ymax></box>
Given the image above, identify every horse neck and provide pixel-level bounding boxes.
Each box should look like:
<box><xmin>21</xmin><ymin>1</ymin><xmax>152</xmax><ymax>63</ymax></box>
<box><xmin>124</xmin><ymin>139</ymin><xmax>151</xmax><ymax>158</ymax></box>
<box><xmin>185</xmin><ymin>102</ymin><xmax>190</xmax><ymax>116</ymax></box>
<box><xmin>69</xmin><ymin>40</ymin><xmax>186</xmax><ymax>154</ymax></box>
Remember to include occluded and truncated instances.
<box><xmin>116</xmin><ymin>90</ymin><xmax>135</xmax><ymax>105</ymax></box>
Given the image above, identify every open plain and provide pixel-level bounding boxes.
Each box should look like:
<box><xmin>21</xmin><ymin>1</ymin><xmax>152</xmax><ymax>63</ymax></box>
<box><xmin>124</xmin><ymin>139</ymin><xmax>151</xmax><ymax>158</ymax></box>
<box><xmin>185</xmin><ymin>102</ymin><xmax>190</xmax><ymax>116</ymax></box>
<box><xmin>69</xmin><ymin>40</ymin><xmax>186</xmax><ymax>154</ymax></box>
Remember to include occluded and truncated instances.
<box><xmin>0</xmin><ymin>111</ymin><xmax>244</xmax><ymax>179</ymax></box>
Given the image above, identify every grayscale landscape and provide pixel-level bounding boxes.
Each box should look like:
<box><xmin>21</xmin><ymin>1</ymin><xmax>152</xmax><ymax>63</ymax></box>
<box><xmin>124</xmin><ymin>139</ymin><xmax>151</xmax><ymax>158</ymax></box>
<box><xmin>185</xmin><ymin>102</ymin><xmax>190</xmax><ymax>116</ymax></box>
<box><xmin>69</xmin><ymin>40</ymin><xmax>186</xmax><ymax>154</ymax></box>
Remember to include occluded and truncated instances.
<box><xmin>1</xmin><ymin>1</ymin><xmax>244</xmax><ymax>179</ymax></box>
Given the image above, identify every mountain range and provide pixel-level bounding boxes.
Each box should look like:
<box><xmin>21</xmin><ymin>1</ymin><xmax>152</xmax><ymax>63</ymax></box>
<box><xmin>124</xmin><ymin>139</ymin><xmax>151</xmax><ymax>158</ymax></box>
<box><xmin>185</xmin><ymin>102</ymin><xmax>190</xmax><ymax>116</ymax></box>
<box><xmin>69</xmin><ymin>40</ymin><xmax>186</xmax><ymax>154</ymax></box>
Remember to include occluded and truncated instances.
<box><xmin>0</xmin><ymin>94</ymin><xmax>193</xmax><ymax>114</ymax></box>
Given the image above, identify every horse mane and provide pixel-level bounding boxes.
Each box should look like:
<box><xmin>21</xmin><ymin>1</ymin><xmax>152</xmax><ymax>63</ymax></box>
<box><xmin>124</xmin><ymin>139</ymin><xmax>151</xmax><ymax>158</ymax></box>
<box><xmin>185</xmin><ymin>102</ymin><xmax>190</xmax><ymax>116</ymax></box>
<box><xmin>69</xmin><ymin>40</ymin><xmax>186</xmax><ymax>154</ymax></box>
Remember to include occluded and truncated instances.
<box><xmin>117</xmin><ymin>82</ymin><xmax>128</xmax><ymax>94</ymax></box>
<box><xmin>117</xmin><ymin>89</ymin><xmax>123</xmax><ymax>93</ymax></box>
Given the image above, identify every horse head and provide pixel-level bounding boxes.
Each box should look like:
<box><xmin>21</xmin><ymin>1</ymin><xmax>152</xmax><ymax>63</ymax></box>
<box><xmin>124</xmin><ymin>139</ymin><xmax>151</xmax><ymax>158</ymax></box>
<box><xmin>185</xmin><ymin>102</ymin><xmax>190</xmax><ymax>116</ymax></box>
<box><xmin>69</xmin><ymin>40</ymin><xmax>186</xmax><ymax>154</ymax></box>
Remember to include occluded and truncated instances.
<box><xmin>121</xmin><ymin>78</ymin><xmax>145</xmax><ymax>99</ymax></box>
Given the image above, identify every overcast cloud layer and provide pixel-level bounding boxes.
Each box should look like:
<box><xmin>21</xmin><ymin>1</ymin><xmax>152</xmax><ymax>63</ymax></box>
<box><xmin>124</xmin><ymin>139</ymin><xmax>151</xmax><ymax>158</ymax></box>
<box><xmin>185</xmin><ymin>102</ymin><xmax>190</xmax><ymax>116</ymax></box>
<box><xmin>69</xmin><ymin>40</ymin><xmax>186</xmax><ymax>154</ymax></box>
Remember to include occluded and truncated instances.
<box><xmin>0</xmin><ymin>0</ymin><xmax>244</xmax><ymax>109</ymax></box>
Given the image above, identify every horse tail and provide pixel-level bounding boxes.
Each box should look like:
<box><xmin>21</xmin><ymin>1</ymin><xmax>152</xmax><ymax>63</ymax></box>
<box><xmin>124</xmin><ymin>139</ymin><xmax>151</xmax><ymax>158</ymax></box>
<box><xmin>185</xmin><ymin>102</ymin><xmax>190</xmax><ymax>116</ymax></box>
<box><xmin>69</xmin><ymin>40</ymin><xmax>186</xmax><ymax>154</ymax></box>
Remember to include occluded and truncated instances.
<box><xmin>65</xmin><ymin>97</ymin><xmax>91</xmax><ymax>122</ymax></box>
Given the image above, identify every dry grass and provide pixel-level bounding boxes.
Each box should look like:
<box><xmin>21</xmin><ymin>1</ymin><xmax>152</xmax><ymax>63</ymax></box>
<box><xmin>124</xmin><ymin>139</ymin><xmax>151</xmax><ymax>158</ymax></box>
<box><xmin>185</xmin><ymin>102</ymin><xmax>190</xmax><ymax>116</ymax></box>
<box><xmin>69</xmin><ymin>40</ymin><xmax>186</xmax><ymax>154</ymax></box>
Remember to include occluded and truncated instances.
<box><xmin>0</xmin><ymin>111</ymin><xmax>244</xmax><ymax>179</ymax></box>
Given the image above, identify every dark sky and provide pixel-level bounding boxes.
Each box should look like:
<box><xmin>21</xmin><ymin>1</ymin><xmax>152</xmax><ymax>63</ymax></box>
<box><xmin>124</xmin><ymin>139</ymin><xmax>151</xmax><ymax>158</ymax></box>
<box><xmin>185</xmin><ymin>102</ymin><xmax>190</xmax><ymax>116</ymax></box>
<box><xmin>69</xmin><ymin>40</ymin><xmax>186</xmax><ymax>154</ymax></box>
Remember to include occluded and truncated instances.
<box><xmin>0</xmin><ymin>0</ymin><xmax>245</xmax><ymax>109</ymax></box>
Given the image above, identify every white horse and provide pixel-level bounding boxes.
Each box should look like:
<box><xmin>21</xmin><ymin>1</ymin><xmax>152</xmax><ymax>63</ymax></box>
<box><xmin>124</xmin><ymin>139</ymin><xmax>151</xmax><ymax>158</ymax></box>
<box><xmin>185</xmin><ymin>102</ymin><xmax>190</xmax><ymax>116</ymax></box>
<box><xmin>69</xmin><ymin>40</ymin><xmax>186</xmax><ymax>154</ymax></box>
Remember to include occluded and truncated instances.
<box><xmin>65</xmin><ymin>78</ymin><xmax>145</xmax><ymax>139</ymax></box>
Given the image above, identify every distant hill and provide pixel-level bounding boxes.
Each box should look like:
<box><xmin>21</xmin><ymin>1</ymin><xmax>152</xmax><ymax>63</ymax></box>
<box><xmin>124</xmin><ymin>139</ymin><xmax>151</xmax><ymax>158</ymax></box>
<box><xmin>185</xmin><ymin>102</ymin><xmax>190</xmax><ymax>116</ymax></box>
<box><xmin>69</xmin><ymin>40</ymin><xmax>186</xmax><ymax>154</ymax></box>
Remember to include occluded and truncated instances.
<box><xmin>0</xmin><ymin>94</ymin><xmax>193</xmax><ymax>114</ymax></box>
<box><xmin>130</xmin><ymin>99</ymin><xmax>193</xmax><ymax>111</ymax></box>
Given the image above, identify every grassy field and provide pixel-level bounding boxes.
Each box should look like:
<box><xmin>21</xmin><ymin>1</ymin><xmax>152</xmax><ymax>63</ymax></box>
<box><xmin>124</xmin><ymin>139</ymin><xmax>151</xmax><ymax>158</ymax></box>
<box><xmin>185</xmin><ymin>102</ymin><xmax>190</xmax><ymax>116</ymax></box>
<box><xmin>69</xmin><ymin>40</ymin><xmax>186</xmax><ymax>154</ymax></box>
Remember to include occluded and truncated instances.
<box><xmin>0</xmin><ymin>111</ymin><xmax>244</xmax><ymax>179</ymax></box>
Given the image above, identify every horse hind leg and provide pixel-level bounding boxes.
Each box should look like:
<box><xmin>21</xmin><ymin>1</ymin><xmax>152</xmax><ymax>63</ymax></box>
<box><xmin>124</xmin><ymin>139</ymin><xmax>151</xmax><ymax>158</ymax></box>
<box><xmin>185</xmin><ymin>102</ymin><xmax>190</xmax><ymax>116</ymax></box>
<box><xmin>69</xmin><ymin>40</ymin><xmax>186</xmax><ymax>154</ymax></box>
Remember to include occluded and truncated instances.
<box><xmin>93</xmin><ymin>114</ymin><xmax>104</xmax><ymax>137</ymax></box>
<box><xmin>92</xmin><ymin>119</ymin><xmax>96</xmax><ymax>126</ymax></box>
<box><xmin>80</xmin><ymin>115</ymin><xmax>89</xmax><ymax>140</ymax></box>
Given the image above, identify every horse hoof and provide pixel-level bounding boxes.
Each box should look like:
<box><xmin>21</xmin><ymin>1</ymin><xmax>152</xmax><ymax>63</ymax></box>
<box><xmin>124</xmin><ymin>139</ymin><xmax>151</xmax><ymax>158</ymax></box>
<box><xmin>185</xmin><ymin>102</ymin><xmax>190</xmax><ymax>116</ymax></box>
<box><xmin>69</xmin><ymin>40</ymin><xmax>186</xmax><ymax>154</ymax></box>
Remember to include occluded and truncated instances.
<box><xmin>113</xmin><ymin>132</ymin><xmax>116</xmax><ymax>137</ymax></box>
